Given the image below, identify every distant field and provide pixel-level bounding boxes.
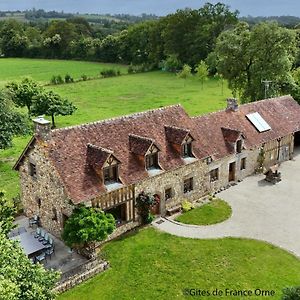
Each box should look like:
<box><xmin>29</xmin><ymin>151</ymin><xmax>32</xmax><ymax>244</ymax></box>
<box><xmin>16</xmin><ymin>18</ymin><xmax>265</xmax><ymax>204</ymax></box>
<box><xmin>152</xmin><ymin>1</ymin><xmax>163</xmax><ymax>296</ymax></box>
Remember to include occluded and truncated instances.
<box><xmin>0</xmin><ymin>59</ymin><xmax>231</xmax><ymax>200</ymax></box>
<box><xmin>0</xmin><ymin>58</ymin><xmax>128</xmax><ymax>86</ymax></box>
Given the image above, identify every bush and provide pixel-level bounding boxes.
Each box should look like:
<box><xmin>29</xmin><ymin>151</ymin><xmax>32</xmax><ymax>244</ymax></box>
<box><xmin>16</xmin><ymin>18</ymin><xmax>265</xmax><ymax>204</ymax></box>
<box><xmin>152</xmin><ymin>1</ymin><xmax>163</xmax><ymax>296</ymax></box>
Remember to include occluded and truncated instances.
<box><xmin>100</xmin><ymin>69</ymin><xmax>120</xmax><ymax>78</ymax></box>
<box><xmin>282</xmin><ymin>286</ymin><xmax>300</xmax><ymax>300</ymax></box>
<box><xmin>146</xmin><ymin>213</ymin><xmax>155</xmax><ymax>224</ymax></box>
<box><xmin>127</xmin><ymin>64</ymin><xmax>153</xmax><ymax>74</ymax></box>
<box><xmin>65</xmin><ymin>74</ymin><xmax>74</xmax><ymax>83</ymax></box>
<box><xmin>181</xmin><ymin>199</ymin><xmax>194</xmax><ymax>212</ymax></box>
<box><xmin>50</xmin><ymin>75</ymin><xmax>64</xmax><ymax>85</ymax></box>
<box><xmin>81</xmin><ymin>74</ymin><xmax>88</xmax><ymax>81</ymax></box>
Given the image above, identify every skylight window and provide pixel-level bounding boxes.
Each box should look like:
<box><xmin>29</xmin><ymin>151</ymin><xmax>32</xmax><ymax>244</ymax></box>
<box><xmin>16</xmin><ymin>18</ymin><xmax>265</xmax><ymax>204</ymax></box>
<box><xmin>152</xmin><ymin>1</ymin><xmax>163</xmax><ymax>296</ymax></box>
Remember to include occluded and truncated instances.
<box><xmin>246</xmin><ymin>112</ymin><xmax>271</xmax><ymax>132</ymax></box>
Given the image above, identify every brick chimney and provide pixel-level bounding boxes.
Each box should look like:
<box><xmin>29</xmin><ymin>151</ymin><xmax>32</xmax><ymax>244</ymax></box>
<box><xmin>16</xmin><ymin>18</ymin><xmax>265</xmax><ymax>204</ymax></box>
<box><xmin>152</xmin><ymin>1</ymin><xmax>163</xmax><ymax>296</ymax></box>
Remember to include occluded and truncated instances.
<box><xmin>226</xmin><ymin>98</ymin><xmax>238</xmax><ymax>111</ymax></box>
<box><xmin>33</xmin><ymin>116</ymin><xmax>51</xmax><ymax>141</ymax></box>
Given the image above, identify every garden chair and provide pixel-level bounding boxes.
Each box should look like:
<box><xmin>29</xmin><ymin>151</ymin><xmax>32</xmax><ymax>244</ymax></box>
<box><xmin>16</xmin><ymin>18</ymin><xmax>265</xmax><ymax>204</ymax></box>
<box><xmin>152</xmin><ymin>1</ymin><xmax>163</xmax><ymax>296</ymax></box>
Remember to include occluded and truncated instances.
<box><xmin>45</xmin><ymin>247</ymin><xmax>54</xmax><ymax>259</ymax></box>
<box><xmin>35</xmin><ymin>253</ymin><xmax>46</xmax><ymax>264</ymax></box>
<box><xmin>38</xmin><ymin>229</ymin><xmax>46</xmax><ymax>242</ymax></box>
<box><xmin>42</xmin><ymin>233</ymin><xmax>49</xmax><ymax>245</ymax></box>
<box><xmin>34</xmin><ymin>227</ymin><xmax>41</xmax><ymax>238</ymax></box>
<box><xmin>29</xmin><ymin>215</ymin><xmax>39</xmax><ymax>227</ymax></box>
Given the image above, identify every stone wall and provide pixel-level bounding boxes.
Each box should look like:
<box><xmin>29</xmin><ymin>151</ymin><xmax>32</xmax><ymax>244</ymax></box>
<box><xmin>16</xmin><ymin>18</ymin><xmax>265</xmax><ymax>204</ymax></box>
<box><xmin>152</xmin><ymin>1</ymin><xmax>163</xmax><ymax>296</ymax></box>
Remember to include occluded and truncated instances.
<box><xmin>54</xmin><ymin>259</ymin><xmax>109</xmax><ymax>294</ymax></box>
<box><xmin>135</xmin><ymin>159</ymin><xmax>210</xmax><ymax>216</ymax></box>
<box><xmin>208</xmin><ymin>147</ymin><xmax>260</xmax><ymax>192</ymax></box>
<box><xmin>18</xmin><ymin>140</ymin><xmax>73</xmax><ymax>238</ymax></box>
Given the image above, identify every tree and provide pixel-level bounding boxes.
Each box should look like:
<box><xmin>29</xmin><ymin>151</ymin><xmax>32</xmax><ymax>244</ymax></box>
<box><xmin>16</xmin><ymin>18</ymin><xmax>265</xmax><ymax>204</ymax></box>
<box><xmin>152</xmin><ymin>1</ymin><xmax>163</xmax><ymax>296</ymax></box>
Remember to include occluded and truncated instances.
<box><xmin>0</xmin><ymin>93</ymin><xmax>28</xmax><ymax>149</ymax></box>
<box><xmin>6</xmin><ymin>78</ymin><xmax>43</xmax><ymax>114</ymax></box>
<box><xmin>31</xmin><ymin>91</ymin><xmax>77</xmax><ymax>128</ymax></box>
<box><xmin>214</xmin><ymin>21</ymin><xmax>297</xmax><ymax>102</ymax></box>
<box><xmin>195</xmin><ymin>60</ymin><xmax>209</xmax><ymax>89</ymax></box>
<box><xmin>0</xmin><ymin>230</ymin><xmax>59</xmax><ymax>300</ymax></box>
<box><xmin>177</xmin><ymin>64</ymin><xmax>192</xmax><ymax>86</ymax></box>
<box><xmin>0</xmin><ymin>191</ymin><xmax>16</xmax><ymax>236</ymax></box>
<box><xmin>62</xmin><ymin>204</ymin><xmax>115</xmax><ymax>249</ymax></box>
<box><xmin>282</xmin><ymin>286</ymin><xmax>300</xmax><ymax>300</ymax></box>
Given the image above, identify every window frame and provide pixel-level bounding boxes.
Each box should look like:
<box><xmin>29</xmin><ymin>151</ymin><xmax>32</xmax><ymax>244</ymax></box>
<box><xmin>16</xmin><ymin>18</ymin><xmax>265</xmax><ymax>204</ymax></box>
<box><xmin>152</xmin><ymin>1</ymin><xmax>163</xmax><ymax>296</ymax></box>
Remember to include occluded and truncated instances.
<box><xmin>103</xmin><ymin>164</ymin><xmax>119</xmax><ymax>185</ymax></box>
<box><xmin>236</xmin><ymin>139</ymin><xmax>243</xmax><ymax>154</ymax></box>
<box><xmin>165</xmin><ymin>188</ymin><xmax>172</xmax><ymax>201</ymax></box>
<box><xmin>29</xmin><ymin>162</ymin><xmax>37</xmax><ymax>179</ymax></box>
<box><xmin>210</xmin><ymin>168</ymin><xmax>219</xmax><ymax>182</ymax></box>
<box><xmin>240</xmin><ymin>157</ymin><xmax>246</xmax><ymax>170</ymax></box>
<box><xmin>145</xmin><ymin>152</ymin><xmax>159</xmax><ymax>170</ymax></box>
<box><xmin>183</xmin><ymin>177</ymin><xmax>193</xmax><ymax>194</ymax></box>
<box><xmin>182</xmin><ymin>142</ymin><xmax>193</xmax><ymax>158</ymax></box>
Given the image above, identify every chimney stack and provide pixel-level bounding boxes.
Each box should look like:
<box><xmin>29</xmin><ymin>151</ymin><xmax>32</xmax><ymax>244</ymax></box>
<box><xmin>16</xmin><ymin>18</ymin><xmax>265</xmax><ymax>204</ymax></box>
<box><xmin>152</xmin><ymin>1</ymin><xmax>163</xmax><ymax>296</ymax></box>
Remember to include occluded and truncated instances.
<box><xmin>226</xmin><ymin>98</ymin><xmax>238</xmax><ymax>111</ymax></box>
<box><xmin>33</xmin><ymin>116</ymin><xmax>51</xmax><ymax>141</ymax></box>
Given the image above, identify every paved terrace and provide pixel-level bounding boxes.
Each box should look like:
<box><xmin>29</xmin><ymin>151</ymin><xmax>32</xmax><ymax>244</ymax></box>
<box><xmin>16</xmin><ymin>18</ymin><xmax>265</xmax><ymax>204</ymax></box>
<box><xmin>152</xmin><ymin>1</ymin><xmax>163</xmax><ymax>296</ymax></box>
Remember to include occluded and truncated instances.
<box><xmin>154</xmin><ymin>149</ymin><xmax>300</xmax><ymax>258</ymax></box>
<box><xmin>14</xmin><ymin>216</ymin><xmax>87</xmax><ymax>273</ymax></box>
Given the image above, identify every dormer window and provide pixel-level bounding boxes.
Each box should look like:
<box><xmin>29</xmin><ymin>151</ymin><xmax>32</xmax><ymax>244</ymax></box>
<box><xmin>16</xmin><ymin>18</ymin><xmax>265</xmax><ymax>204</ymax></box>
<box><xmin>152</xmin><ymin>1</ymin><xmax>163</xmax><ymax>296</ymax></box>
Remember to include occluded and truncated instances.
<box><xmin>146</xmin><ymin>152</ymin><xmax>159</xmax><ymax>170</ymax></box>
<box><xmin>236</xmin><ymin>140</ymin><xmax>242</xmax><ymax>153</ymax></box>
<box><xmin>103</xmin><ymin>165</ymin><xmax>118</xmax><ymax>184</ymax></box>
<box><xmin>103</xmin><ymin>155</ymin><xmax>119</xmax><ymax>184</ymax></box>
<box><xmin>182</xmin><ymin>135</ymin><xmax>194</xmax><ymax>158</ymax></box>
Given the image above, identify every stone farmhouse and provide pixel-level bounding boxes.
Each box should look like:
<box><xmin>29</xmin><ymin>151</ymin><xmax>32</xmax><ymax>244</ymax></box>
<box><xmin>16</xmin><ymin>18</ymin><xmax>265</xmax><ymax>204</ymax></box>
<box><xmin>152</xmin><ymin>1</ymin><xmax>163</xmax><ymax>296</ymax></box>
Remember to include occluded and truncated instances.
<box><xmin>14</xmin><ymin>96</ymin><xmax>300</xmax><ymax>239</ymax></box>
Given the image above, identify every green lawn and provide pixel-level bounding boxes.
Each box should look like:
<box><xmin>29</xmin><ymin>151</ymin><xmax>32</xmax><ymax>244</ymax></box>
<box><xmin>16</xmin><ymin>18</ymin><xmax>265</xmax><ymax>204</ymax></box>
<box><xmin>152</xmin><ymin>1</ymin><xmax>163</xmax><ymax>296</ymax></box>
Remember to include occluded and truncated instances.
<box><xmin>0</xmin><ymin>58</ymin><xmax>128</xmax><ymax>86</ymax></box>
<box><xmin>0</xmin><ymin>63</ymin><xmax>231</xmax><ymax>200</ymax></box>
<box><xmin>176</xmin><ymin>199</ymin><xmax>232</xmax><ymax>225</ymax></box>
<box><xmin>59</xmin><ymin>227</ymin><xmax>300</xmax><ymax>300</ymax></box>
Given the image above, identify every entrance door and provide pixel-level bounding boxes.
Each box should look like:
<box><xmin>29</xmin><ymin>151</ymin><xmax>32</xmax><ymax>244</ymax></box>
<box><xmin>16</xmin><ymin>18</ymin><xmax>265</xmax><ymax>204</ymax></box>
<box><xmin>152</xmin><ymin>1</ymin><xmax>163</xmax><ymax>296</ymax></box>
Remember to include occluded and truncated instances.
<box><xmin>278</xmin><ymin>145</ymin><xmax>290</xmax><ymax>162</ymax></box>
<box><xmin>228</xmin><ymin>162</ymin><xmax>236</xmax><ymax>182</ymax></box>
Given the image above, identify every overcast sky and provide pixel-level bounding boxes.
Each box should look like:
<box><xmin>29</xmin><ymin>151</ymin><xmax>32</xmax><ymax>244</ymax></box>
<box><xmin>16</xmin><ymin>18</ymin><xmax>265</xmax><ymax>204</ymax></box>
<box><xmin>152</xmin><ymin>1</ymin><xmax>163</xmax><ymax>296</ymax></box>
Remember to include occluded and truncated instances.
<box><xmin>0</xmin><ymin>0</ymin><xmax>299</xmax><ymax>17</ymax></box>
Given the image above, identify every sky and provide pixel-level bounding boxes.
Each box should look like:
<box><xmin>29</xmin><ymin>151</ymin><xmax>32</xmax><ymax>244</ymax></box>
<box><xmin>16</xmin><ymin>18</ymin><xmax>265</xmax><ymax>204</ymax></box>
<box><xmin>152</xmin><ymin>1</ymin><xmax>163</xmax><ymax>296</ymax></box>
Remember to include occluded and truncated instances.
<box><xmin>0</xmin><ymin>0</ymin><xmax>299</xmax><ymax>17</ymax></box>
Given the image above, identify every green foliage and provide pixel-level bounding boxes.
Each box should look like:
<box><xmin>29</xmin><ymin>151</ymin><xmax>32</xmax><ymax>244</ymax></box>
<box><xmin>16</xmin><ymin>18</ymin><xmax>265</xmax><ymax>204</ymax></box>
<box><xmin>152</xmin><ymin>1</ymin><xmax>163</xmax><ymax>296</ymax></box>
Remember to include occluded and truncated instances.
<box><xmin>0</xmin><ymin>191</ymin><xmax>16</xmax><ymax>235</ymax></box>
<box><xmin>64</xmin><ymin>74</ymin><xmax>74</xmax><ymax>83</ymax></box>
<box><xmin>161</xmin><ymin>54</ymin><xmax>182</xmax><ymax>72</ymax></box>
<box><xmin>50</xmin><ymin>75</ymin><xmax>64</xmax><ymax>85</ymax></box>
<box><xmin>177</xmin><ymin>64</ymin><xmax>192</xmax><ymax>85</ymax></box>
<box><xmin>62</xmin><ymin>204</ymin><xmax>116</xmax><ymax>248</ymax></box>
<box><xmin>5</xmin><ymin>77</ymin><xmax>43</xmax><ymax>113</ymax></box>
<box><xmin>177</xmin><ymin>199</ymin><xmax>232</xmax><ymax>225</ymax></box>
<box><xmin>100</xmin><ymin>69</ymin><xmax>120</xmax><ymax>78</ymax></box>
<box><xmin>80</xmin><ymin>74</ymin><xmax>88</xmax><ymax>81</ymax></box>
<box><xmin>31</xmin><ymin>90</ymin><xmax>77</xmax><ymax>128</ymax></box>
<box><xmin>282</xmin><ymin>286</ymin><xmax>300</xmax><ymax>300</ymax></box>
<box><xmin>0</xmin><ymin>230</ymin><xmax>59</xmax><ymax>300</ymax></box>
<box><xmin>0</xmin><ymin>93</ymin><xmax>29</xmax><ymax>149</ymax></box>
<box><xmin>214</xmin><ymin>21</ymin><xmax>297</xmax><ymax>102</ymax></box>
<box><xmin>181</xmin><ymin>199</ymin><xmax>194</xmax><ymax>212</ymax></box>
<box><xmin>135</xmin><ymin>192</ymin><xmax>157</xmax><ymax>224</ymax></box>
<box><xmin>195</xmin><ymin>60</ymin><xmax>209</xmax><ymax>89</ymax></box>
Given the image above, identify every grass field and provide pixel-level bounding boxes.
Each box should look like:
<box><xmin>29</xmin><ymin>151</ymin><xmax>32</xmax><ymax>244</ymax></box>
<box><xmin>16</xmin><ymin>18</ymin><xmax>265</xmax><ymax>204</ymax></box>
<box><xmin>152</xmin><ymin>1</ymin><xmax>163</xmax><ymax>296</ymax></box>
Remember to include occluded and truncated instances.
<box><xmin>0</xmin><ymin>58</ymin><xmax>128</xmax><ymax>86</ymax></box>
<box><xmin>176</xmin><ymin>199</ymin><xmax>232</xmax><ymax>225</ymax></box>
<box><xmin>59</xmin><ymin>228</ymin><xmax>300</xmax><ymax>300</ymax></box>
<box><xmin>0</xmin><ymin>60</ymin><xmax>231</xmax><ymax>200</ymax></box>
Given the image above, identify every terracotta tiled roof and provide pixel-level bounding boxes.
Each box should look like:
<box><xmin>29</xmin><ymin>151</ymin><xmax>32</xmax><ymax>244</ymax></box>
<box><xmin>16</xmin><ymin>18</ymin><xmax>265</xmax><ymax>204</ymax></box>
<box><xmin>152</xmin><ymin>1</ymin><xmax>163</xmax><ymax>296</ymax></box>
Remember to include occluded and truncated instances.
<box><xmin>129</xmin><ymin>134</ymin><xmax>155</xmax><ymax>155</ymax></box>
<box><xmin>86</xmin><ymin>144</ymin><xmax>113</xmax><ymax>169</ymax></box>
<box><xmin>164</xmin><ymin>125</ymin><xmax>191</xmax><ymax>144</ymax></box>
<box><xmin>193</xmin><ymin>96</ymin><xmax>300</xmax><ymax>159</ymax></box>
<box><xmin>47</xmin><ymin>105</ymin><xmax>210</xmax><ymax>203</ymax></box>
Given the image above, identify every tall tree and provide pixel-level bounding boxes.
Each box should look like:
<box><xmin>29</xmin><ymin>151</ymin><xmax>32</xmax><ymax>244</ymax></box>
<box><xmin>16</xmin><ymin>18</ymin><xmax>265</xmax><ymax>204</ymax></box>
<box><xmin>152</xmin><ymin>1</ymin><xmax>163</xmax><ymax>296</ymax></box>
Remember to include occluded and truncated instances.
<box><xmin>0</xmin><ymin>93</ymin><xmax>28</xmax><ymax>149</ymax></box>
<box><xmin>214</xmin><ymin>21</ymin><xmax>297</xmax><ymax>102</ymax></box>
<box><xmin>195</xmin><ymin>60</ymin><xmax>209</xmax><ymax>89</ymax></box>
<box><xmin>31</xmin><ymin>91</ymin><xmax>77</xmax><ymax>128</ymax></box>
<box><xmin>6</xmin><ymin>78</ymin><xmax>43</xmax><ymax>114</ymax></box>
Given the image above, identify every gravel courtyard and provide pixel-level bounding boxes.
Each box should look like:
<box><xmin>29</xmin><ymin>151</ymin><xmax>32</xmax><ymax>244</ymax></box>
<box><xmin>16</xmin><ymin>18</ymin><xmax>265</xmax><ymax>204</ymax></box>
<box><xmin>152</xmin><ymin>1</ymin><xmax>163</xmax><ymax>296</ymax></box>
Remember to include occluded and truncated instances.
<box><xmin>154</xmin><ymin>149</ymin><xmax>300</xmax><ymax>258</ymax></box>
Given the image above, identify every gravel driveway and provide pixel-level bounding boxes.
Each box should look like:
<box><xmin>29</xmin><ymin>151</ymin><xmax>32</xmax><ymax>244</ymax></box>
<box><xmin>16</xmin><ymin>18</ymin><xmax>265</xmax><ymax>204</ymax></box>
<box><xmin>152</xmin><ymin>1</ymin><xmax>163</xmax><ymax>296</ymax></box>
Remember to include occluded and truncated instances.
<box><xmin>153</xmin><ymin>149</ymin><xmax>300</xmax><ymax>257</ymax></box>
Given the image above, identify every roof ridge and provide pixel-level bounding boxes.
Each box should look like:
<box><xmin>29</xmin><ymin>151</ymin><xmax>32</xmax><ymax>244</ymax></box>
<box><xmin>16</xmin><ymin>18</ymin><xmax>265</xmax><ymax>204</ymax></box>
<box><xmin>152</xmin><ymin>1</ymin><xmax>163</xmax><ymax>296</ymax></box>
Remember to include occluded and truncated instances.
<box><xmin>128</xmin><ymin>133</ymin><xmax>154</xmax><ymax>143</ymax></box>
<box><xmin>87</xmin><ymin>143</ymin><xmax>113</xmax><ymax>154</ymax></box>
<box><xmin>192</xmin><ymin>95</ymin><xmax>293</xmax><ymax>120</ymax></box>
<box><xmin>52</xmin><ymin>104</ymin><xmax>183</xmax><ymax>133</ymax></box>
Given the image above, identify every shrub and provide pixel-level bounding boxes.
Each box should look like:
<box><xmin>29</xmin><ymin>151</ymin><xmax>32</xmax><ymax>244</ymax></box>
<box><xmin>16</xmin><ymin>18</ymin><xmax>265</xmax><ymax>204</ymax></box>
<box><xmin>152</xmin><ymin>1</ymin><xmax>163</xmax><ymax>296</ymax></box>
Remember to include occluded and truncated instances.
<box><xmin>65</xmin><ymin>74</ymin><xmax>74</xmax><ymax>83</ymax></box>
<box><xmin>146</xmin><ymin>213</ymin><xmax>155</xmax><ymax>224</ymax></box>
<box><xmin>282</xmin><ymin>286</ymin><xmax>300</xmax><ymax>300</ymax></box>
<box><xmin>181</xmin><ymin>199</ymin><xmax>194</xmax><ymax>212</ymax></box>
<box><xmin>81</xmin><ymin>74</ymin><xmax>88</xmax><ymax>81</ymax></box>
<box><xmin>50</xmin><ymin>75</ymin><xmax>64</xmax><ymax>85</ymax></box>
<box><xmin>100</xmin><ymin>69</ymin><xmax>120</xmax><ymax>78</ymax></box>
<box><xmin>136</xmin><ymin>192</ymin><xmax>158</xmax><ymax>224</ymax></box>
